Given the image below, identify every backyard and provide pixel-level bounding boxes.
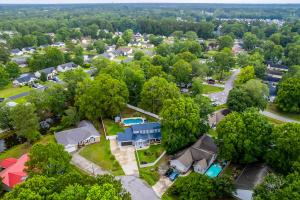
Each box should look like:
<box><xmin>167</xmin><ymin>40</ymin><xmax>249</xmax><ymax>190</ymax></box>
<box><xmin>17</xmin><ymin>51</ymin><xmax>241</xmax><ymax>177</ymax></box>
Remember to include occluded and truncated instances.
<box><xmin>121</xmin><ymin>107</ymin><xmax>158</xmax><ymax>122</ymax></box>
<box><xmin>136</xmin><ymin>144</ymin><xmax>164</xmax><ymax>164</ymax></box>
<box><xmin>0</xmin><ymin>84</ymin><xmax>33</xmax><ymax>98</ymax></box>
<box><xmin>103</xmin><ymin>119</ymin><xmax>124</xmax><ymax>136</ymax></box>
<box><xmin>0</xmin><ymin>134</ymin><xmax>55</xmax><ymax>161</ymax></box>
<box><xmin>79</xmin><ymin>135</ymin><xmax>124</xmax><ymax>176</ymax></box>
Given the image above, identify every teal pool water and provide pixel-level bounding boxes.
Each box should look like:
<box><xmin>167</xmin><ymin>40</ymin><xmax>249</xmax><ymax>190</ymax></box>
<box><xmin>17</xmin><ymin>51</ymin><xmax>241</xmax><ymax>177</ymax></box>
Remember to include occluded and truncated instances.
<box><xmin>123</xmin><ymin>118</ymin><xmax>144</xmax><ymax>125</ymax></box>
<box><xmin>205</xmin><ymin>163</ymin><xmax>222</xmax><ymax>178</ymax></box>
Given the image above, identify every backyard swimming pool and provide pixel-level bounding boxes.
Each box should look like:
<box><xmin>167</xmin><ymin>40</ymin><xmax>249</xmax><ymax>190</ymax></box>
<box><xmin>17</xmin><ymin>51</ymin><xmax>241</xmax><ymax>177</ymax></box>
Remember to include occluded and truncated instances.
<box><xmin>122</xmin><ymin>117</ymin><xmax>145</xmax><ymax>126</ymax></box>
<box><xmin>205</xmin><ymin>163</ymin><xmax>222</xmax><ymax>178</ymax></box>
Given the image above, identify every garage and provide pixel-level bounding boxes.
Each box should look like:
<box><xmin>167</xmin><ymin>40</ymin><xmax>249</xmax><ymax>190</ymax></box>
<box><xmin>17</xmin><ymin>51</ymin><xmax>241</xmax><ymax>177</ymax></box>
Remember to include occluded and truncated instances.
<box><xmin>121</xmin><ymin>141</ymin><xmax>133</xmax><ymax>146</ymax></box>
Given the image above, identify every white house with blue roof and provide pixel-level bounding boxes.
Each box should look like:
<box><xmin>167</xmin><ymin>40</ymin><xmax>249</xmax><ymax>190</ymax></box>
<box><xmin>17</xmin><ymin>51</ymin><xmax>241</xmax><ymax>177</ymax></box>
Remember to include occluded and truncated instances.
<box><xmin>117</xmin><ymin>122</ymin><xmax>161</xmax><ymax>149</ymax></box>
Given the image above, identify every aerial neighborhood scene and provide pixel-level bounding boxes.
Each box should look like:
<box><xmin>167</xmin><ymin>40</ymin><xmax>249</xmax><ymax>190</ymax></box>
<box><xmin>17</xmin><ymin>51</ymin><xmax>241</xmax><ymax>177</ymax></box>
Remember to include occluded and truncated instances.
<box><xmin>1</xmin><ymin>1</ymin><xmax>300</xmax><ymax>200</ymax></box>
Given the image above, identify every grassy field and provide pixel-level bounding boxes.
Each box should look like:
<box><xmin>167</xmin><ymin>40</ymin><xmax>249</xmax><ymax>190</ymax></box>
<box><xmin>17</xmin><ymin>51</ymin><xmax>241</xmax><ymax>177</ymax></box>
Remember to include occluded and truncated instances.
<box><xmin>138</xmin><ymin>155</ymin><xmax>168</xmax><ymax>186</ymax></box>
<box><xmin>213</xmin><ymin>103</ymin><xmax>227</xmax><ymax>111</ymax></box>
<box><xmin>267</xmin><ymin>103</ymin><xmax>300</xmax><ymax>122</ymax></box>
<box><xmin>79</xmin><ymin>135</ymin><xmax>124</xmax><ymax>176</ymax></box>
<box><xmin>0</xmin><ymin>84</ymin><xmax>33</xmax><ymax>98</ymax></box>
<box><xmin>20</xmin><ymin>67</ymin><xmax>30</xmax><ymax>73</ymax></box>
<box><xmin>202</xmin><ymin>84</ymin><xmax>224</xmax><ymax>94</ymax></box>
<box><xmin>103</xmin><ymin>119</ymin><xmax>124</xmax><ymax>136</ymax></box>
<box><xmin>136</xmin><ymin>144</ymin><xmax>164</xmax><ymax>164</ymax></box>
<box><xmin>0</xmin><ymin>134</ymin><xmax>55</xmax><ymax>161</ymax></box>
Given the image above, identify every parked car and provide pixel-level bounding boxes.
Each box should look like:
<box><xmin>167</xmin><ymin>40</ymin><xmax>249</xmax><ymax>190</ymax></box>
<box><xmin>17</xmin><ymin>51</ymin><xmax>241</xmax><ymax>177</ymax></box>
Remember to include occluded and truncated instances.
<box><xmin>0</xmin><ymin>98</ymin><xmax>5</xmax><ymax>102</ymax></box>
<box><xmin>207</xmin><ymin>79</ymin><xmax>216</xmax><ymax>84</ymax></box>
<box><xmin>165</xmin><ymin>168</ymin><xmax>173</xmax><ymax>177</ymax></box>
<box><xmin>169</xmin><ymin>171</ymin><xmax>179</xmax><ymax>181</ymax></box>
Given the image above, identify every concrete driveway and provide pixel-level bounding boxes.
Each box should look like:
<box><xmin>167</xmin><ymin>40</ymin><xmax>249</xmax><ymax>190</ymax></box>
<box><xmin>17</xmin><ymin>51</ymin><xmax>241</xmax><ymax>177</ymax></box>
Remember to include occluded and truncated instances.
<box><xmin>152</xmin><ymin>176</ymin><xmax>173</xmax><ymax>197</ymax></box>
<box><xmin>110</xmin><ymin>139</ymin><xmax>139</xmax><ymax>176</ymax></box>
<box><xmin>119</xmin><ymin>176</ymin><xmax>160</xmax><ymax>200</ymax></box>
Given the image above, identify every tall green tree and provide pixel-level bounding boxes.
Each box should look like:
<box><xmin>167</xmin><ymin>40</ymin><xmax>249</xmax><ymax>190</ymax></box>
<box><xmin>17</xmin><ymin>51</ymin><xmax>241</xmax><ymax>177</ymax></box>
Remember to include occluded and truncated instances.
<box><xmin>122</xmin><ymin>29</ymin><xmax>133</xmax><ymax>44</ymax></box>
<box><xmin>94</xmin><ymin>40</ymin><xmax>106</xmax><ymax>54</ymax></box>
<box><xmin>76</xmin><ymin>74</ymin><xmax>129</xmax><ymax>120</ymax></box>
<box><xmin>26</xmin><ymin>143</ymin><xmax>71</xmax><ymax>176</ymax></box>
<box><xmin>217</xmin><ymin>108</ymin><xmax>272</xmax><ymax>164</ymax></box>
<box><xmin>0</xmin><ymin>44</ymin><xmax>10</xmax><ymax>64</ymax></box>
<box><xmin>235</xmin><ymin>66</ymin><xmax>255</xmax><ymax>85</ymax></box>
<box><xmin>213</xmin><ymin>47</ymin><xmax>235</xmax><ymax>81</ymax></box>
<box><xmin>172</xmin><ymin>59</ymin><xmax>192</xmax><ymax>84</ymax></box>
<box><xmin>265</xmin><ymin>123</ymin><xmax>300</xmax><ymax>174</ymax></box>
<box><xmin>10</xmin><ymin>103</ymin><xmax>40</xmax><ymax>143</ymax></box>
<box><xmin>139</xmin><ymin>77</ymin><xmax>180</xmax><ymax>113</ymax></box>
<box><xmin>161</xmin><ymin>97</ymin><xmax>201</xmax><ymax>154</ymax></box>
<box><xmin>243</xmin><ymin>32</ymin><xmax>259</xmax><ymax>51</ymax></box>
<box><xmin>218</xmin><ymin>35</ymin><xmax>234</xmax><ymax>50</ymax></box>
<box><xmin>276</xmin><ymin>77</ymin><xmax>300</xmax><ymax>113</ymax></box>
<box><xmin>0</xmin><ymin>65</ymin><xmax>9</xmax><ymax>88</ymax></box>
<box><xmin>5</xmin><ymin>62</ymin><xmax>21</xmax><ymax>79</ymax></box>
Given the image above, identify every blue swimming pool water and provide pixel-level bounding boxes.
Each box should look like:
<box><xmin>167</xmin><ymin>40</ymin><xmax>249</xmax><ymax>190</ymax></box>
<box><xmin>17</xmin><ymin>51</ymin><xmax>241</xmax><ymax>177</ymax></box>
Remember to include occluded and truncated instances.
<box><xmin>205</xmin><ymin>163</ymin><xmax>222</xmax><ymax>178</ymax></box>
<box><xmin>123</xmin><ymin>118</ymin><xmax>144</xmax><ymax>125</ymax></box>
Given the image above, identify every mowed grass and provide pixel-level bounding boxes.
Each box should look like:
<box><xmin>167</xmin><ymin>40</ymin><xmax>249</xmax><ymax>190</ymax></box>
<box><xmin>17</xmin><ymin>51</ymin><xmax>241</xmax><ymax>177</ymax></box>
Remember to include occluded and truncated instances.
<box><xmin>0</xmin><ymin>134</ymin><xmax>55</xmax><ymax>161</ymax></box>
<box><xmin>267</xmin><ymin>103</ymin><xmax>300</xmax><ymax>122</ymax></box>
<box><xmin>138</xmin><ymin>155</ymin><xmax>168</xmax><ymax>186</ymax></box>
<box><xmin>136</xmin><ymin>144</ymin><xmax>164</xmax><ymax>164</ymax></box>
<box><xmin>266</xmin><ymin>116</ymin><xmax>285</xmax><ymax>125</ymax></box>
<box><xmin>0</xmin><ymin>84</ymin><xmax>33</xmax><ymax>98</ymax></box>
<box><xmin>103</xmin><ymin>119</ymin><xmax>124</xmax><ymax>136</ymax></box>
<box><xmin>202</xmin><ymin>84</ymin><xmax>224</xmax><ymax>94</ymax></box>
<box><xmin>79</xmin><ymin>135</ymin><xmax>124</xmax><ymax>176</ymax></box>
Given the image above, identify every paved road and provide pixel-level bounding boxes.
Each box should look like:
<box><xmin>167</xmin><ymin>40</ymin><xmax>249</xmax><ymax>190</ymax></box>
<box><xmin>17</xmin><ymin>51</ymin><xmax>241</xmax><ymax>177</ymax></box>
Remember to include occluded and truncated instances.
<box><xmin>118</xmin><ymin>176</ymin><xmax>160</xmax><ymax>200</ymax></box>
<box><xmin>260</xmin><ymin>111</ymin><xmax>300</xmax><ymax>124</ymax></box>
<box><xmin>207</xmin><ymin>68</ymin><xmax>241</xmax><ymax>105</ymax></box>
<box><xmin>8</xmin><ymin>86</ymin><xmax>47</xmax><ymax>100</ymax></box>
<box><xmin>71</xmin><ymin>152</ymin><xmax>109</xmax><ymax>176</ymax></box>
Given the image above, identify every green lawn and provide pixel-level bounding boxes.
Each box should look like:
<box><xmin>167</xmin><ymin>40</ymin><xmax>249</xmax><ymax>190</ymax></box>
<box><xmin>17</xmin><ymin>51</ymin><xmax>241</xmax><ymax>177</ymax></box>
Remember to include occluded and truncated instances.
<box><xmin>79</xmin><ymin>135</ymin><xmax>124</xmax><ymax>176</ymax></box>
<box><xmin>115</xmin><ymin>56</ymin><xmax>127</xmax><ymax>60</ymax></box>
<box><xmin>213</xmin><ymin>103</ymin><xmax>227</xmax><ymax>111</ymax></box>
<box><xmin>0</xmin><ymin>84</ymin><xmax>33</xmax><ymax>98</ymax></box>
<box><xmin>136</xmin><ymin>144</ymin><xmax>164</xmax><ymax>164</ymax></box>
<box><xmin>138</xmin><ymin>155</ymin><xmax>168</xmax><ymax>186</ymax></box>
<box><xmin>202</xmin><ymin>84</ymin><xmax>224</xmax><ymax>94</ymax></box>
<box><xmin>103</xmin><ymin>119</ymin><xmax>124</xmax><ymax>136</ymax></box>
<box><xmin>20</xmin><ymin>67</ymin><xmax>30</xmax><ymax>73</ymax></box>
<box><xmin>0</xmin><ymin>134</ymin><xmax>55</xmax><ymax>161</ymax></box>
<box><xmin>267</xmin><ymin>103</ymin><xmax>300</xmax><ymax>122</ymax></box>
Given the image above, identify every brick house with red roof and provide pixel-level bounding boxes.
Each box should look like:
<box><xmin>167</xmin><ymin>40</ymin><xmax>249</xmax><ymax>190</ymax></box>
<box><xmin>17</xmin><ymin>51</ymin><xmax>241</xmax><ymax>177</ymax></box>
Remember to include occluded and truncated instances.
<box><xmin>0</xmin><ymin>154</ymin><xmax>29</xmax><ymax>191</ymax></box>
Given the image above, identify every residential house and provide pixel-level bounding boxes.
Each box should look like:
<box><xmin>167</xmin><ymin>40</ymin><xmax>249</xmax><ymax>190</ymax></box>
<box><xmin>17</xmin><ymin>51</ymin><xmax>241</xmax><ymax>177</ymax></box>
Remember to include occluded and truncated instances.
<box><xmin>106</xmin><ymin>45</ymin><xmax>116</xmax><ymax>52</ymax></box>
<box><xmin>13</xmin><ymin>73</ymin><xmax>37</xmax><ymax>86</ymax></box>
<box><xmin>100</xmin><ymin>52</ymin><xmax>115</xmax><ymax>60</ymax></box>
<box><xmin>57</xmin><ymin>62</ymin><xmax>77</xmax><ymax>72</ymax></box>
<box><xmin>35</xmin><ymin>67</ymin><xmax>57</xmax><ymax>80</ymax></box>
<box><xmin>0</xmin><ymin>154</ymin><xmax>29</xmax><ymax>191</ymax></box>
<box><xmin>117</xmin><ymin>122</ymin><xmax>162</xmax><ymax>149</ymax></box>
<box><xmin>10</xmin><ymin>48</ymin><xmax>23</xmax><ymax>56</ymax></box>
<box><xmin>11</xmin><ymin>56</ymin><xmax>29</xmax><ymax>67</ymax></box>
<box><xmin>55</xmin><ymin>120</ymin><xmax>100</xmax><ymax>153</ymax></box>
<box><xmin>170</xmin><ymin>134</ymin><xmax>217</xmax><ymax>174</ymax></box>
<box><xmin>234</xmin><ymin>164</ymin><xmax>270</xmax><ymax>200</ymax></box>
<box><xmin>114</xmin><ymin>47</ymin><xmax>133</xmax><ymax>56</ymax></box>
<box><xmin>21</xmin><ymin>47</ymin><xmax>35</xmax><ymax>54</ymax></box>
<box><xmin>52</xmin><ymin>42</ymin><xmax>65</xmax><ymax>47</ymax></box>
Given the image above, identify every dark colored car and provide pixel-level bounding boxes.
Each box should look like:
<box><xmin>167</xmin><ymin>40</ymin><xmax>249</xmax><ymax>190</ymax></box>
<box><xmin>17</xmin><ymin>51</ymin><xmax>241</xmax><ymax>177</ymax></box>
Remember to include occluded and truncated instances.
<box><xmin>169</xmin><ymin>171</ymin><xmax>179</xmax><ymax>181</ymax></box>
<box><xmin>207</xmin><ymin>79</ymin><xmax>216</xmax><ymax>84</ymax></box>
<box><xmin>0</xmin><ymin>98</ymin><xmax>4</xmax><ymax>102</ymax></box>
<box><xmin>165</xmin><ymin>168</ymin><xmax>173</xmax><ymax>177</ymax></box>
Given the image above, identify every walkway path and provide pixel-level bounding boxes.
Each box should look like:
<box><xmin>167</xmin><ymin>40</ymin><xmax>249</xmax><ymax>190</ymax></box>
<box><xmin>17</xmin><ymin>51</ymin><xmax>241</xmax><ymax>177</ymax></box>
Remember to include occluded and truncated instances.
<box><xmin>110</xmin><ymin>139</ymin><xmax>139</xmax><ymax>176</ymax></box>
<box><xmin>152</xmin><ymin>176</ymin><xmax>173</xmax><ymax>198</ymax></box>
<box><xmin>207</xmin><ymin>68</ymin><xmax>241</xmax><ymax>105</ymax></box>
<box><xmin>118</xmin><ymin>176</ymin><xmax>160</xmax><ymax>200</ymax></box>
<box><xmin>127</xmin><ymin>104</ymin><xmax>160</xmax><ymax>120</ymax></box>
<box><xmin>260</xmin><ymin>111</ymin><xmax>300</xmax><ymax>124</ymax></box>
<box><xmin>71</xmin><ymin>152</ymin><xmax>109</xmax><ymax>176</ymax></box>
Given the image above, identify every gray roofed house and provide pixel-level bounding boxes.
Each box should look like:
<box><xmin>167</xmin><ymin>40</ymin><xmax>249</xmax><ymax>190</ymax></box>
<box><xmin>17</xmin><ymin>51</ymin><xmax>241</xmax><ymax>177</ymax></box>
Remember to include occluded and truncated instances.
<box><xmin>13</xmin><ymin>73</ymin><xmax>37</xmax><ymax>86</ymax></box>
<box><xmin>117</xmin><ymin>122</ymin><xmax>161</xmax><ymax>149</ymax></box>
<box><xmin>55</xmin><ymin>120</ymin><xmax>100</xmax><ymax>153</ymax></box>
<box><xmin>11</xmin><ymin>56</ymin><xmax>29</xmax><ymax>66</ymax></box>
<box><xmin>34</xmin><ymin>67</ymin><xmax>57</xmax><ymax>80</ymax></box>
<box><xmin>234</xmin><ymin>164</ymin><xmax>270</xmax><ymax>200</ymax></box>
<box><xmin>11</xmin><ymin>48</ymin><xmax>23</xmax><ymax>56</ymax></box>
<box><xmin>57</xmin><ymin>62</ymin><xmax>78</xmax><ymax>72</ymax></box>
<box><xmin>170</xmin><ymin>134</ymin><xmax>217</xmax><ymax>174</ymax></box>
